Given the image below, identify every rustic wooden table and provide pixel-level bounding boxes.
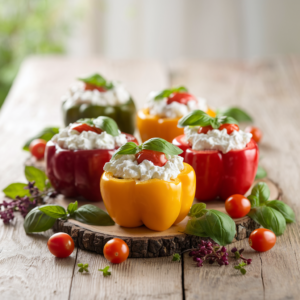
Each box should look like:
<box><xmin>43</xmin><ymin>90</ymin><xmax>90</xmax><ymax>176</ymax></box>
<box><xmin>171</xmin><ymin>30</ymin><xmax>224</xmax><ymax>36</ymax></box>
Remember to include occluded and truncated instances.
<box><xmin>0</xmin><ymin>56</ymin><xmax>299</xmax><ymax>300</ymax></box>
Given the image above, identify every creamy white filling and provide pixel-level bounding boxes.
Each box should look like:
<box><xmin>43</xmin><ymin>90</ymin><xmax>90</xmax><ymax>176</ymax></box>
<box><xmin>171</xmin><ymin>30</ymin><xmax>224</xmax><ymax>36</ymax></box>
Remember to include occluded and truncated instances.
<box><xmin>103</xmin><ymin>154</ymin><xmax>184</xmax><ymax>181</ymax></box>
<box><xmin>146</xmin><ymin>91</ymin><xmax>208</xmax><ymax>118</ymax></box>
<box><xmin>52</xmin><ymin>126</ymin><xmax>128</xmax><ymax>150</ymax></box>
<box><xmin>61</xmin><ymin>81</ymin><xmax>131</xmax><ymax>107</ymax></box>
<box><xmin>184</xmin><ymin>126</ymin><xmax>252</xmax><ymax>154</ymax></box>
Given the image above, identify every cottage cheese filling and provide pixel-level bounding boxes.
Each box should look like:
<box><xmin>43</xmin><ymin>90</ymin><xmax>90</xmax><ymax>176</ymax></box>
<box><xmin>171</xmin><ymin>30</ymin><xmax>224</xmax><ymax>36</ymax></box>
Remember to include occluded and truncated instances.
<box><xmin>62</xmin><ymin>82</ymin><xmax>131</xmax><ymax>107</ymax></box>
<box><xmin>184</xmin><ymin>126</ymin><xmax>252</xmax><ymax>154</ymax></box>
<box><xmin>146</xmin><ymin>91</ymin><xmax>208</xmax><ymax>118</ymax></box>
<box><xmin>103</xmin><ymin>154</ymin><xmax>184</xmax><ymax>181</ymax></box>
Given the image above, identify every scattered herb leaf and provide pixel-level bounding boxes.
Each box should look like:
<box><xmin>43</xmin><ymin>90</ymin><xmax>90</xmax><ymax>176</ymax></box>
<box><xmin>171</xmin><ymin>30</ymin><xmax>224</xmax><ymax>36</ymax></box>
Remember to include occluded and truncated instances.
<box><xmin>172</xmin><ymin>253</ymin><xmax>181</xmax><ymax>262</ymax></box>
<box><xmin>3</xmin><ymin>183</ymin><xmax>30</xmax><ymax>199</ymax></box>
<box><xmin>78</xmin><ymin>263</ymin><xmax>89</xmax><ymax>273</ymax></box>
<box><xmin>99</xmin><ymin>266</ymin><xmax>111</xmax><ymax>277</ymax></box>
<box><xmin>24</xmin><ymin>166</ymin><xmax>48</xmax><ymax>191</ymax></box>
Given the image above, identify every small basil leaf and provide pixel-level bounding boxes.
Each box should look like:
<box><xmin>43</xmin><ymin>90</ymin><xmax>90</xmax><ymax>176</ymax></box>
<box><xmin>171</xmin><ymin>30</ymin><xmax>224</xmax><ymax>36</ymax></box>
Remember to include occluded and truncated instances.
<box><xmin>78</xmin><ymin>73</ymin><xmax>113</xmax><ymax>90</ymax></box>
<box><xmin>154</xmin><ymin>86</ymin><xmax>188</xmax><ymax>100</ymax></box>
<box><xmin>38</xmin><ymin>204</ymin><xmax>67</xmax><ymax>219</ymax></box>
<box><xmin>72</xmin><ymin>204</ymin><xmax>115</xmax><ymax>226</ymax></box>
<box><xmin>255</xmin><ymin>166</ymin><xmax>267</xmax><ymax>179</ymax></box>
<box><xmin>112</xmin><ymin>142</ymin><xmax>139</xmax><ymax>159</ymax></box>
<box><xmin>217</xmin><ymin>107</ymin><xmax>253</xmax><ymax>122</ymax></box>
<box><xmin>93</xmin><ymin>116</ymin><xmax>119</xmax><ymax>137</ymax></box>
<box><xmin>67</xmin><ymin>201</ymin><xmax>78</xmax><ymax>215</ymax></box>
<box><xmin>247</xmin><ymin>195</ymin><xmax>259</xmax><ymax>208</ymax></box>
<box><xmin>24</xmin><ymin>166</ymin><xmax>47</xmax><ymax>191</ymax></box>
<box><xmin>188</xmin><ymin>203</ymin><xmax>207</xmax><ymax>218</ymax></box>
<box><xmin>178</xmin><ymin>110</ymin><xmax>213</xmax><ymax>128</ymax></box>
<box><xmin>3</xmin><ymin>183</ymin><xmax>30</xmax><ymax>199</ymax></box>
<box><xmin>209</xmin><ymin>118</ymin><xmax>221</xmax><ymax>129</ymax></box>
<box><xmin>142</xmin><ymin>138</ymin><xmax>183</xmax><ymax>156</ymax></box>
<box><xmin>251</xmin><ymin>182</ymin><xmax>270</xmax><ymax>204</ymax></box>
<box><xmin>222</xmin><ymin>116</ymin><xmax>239</xmax><ymax>125</ymax></box>
<box><xmin>77</xmin><ymin>118</ymin><xmax>94</xmax><ymax>126</ymax></box>
<box><xmin>184</xmin><ymin>216</ymin><xmax>209</xmax><ymax>238</ymax></box>
<box><xmin>248</xmin><ymin>206</ymin><xmax>286</xmax><ymax>236</ymax></box>
<box><xmin>266</xmin><ymin>200</ymin><xmax>295</xmax><ymax>223</ymax></box>
<box><xmin>24</xmin><ymin>207</ymin><xmax>56</xmax><ymax>233</ymax></box>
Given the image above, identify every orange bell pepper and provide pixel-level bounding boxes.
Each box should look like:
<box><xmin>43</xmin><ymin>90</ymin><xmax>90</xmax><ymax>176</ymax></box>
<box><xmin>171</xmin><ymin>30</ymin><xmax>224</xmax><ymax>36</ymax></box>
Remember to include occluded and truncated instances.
<box><xmin>137</xmin><ymin>108</ymin><xmax>216</xmax><ymax>143</ymax></box>
<box><xmin>100</xmin><ymin>163</ymin><xmax>196</xmax><ymax>231</ymax></box>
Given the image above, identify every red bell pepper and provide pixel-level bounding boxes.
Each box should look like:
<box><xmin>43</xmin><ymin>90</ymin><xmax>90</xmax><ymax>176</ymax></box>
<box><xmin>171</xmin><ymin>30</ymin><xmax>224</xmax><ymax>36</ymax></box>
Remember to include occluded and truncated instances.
<box><xmin>173</xmin><ymin>135</ymin><xmax>259</xmax><ymax>201</ymax></box>
<box><xmin>45</xmin><ymin>133</ymin><xmax>138</xmax><ymax>202</ymax></box>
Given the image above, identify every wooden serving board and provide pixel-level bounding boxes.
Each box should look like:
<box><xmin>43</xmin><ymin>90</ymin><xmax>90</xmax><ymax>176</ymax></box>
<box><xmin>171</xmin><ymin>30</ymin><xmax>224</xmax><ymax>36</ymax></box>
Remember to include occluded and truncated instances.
<box><xmin>27</xmin><ymin>157</ymin><xmax>282</xmax><ymax>258</ymax></box>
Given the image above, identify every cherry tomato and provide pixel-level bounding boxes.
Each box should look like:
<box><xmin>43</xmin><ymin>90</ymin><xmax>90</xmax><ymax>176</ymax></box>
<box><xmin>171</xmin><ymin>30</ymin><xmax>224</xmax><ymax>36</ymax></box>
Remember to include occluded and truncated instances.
<box><xmin>104</xmin><ymin>238</ymin><xmax>129</xmax><ymax>264</ymax></box>
<box><xmin>225</xmin><ymin>194</ymin><xmax>251</xmax><ymax>218</ymax></box>
<box><xmin>70</xmin><ymin>123</ymin><xmax>102</xmax><ymax>134</ymax></box>
<box><xmin>197</xmin><ymin>125</ymin><xmax>214</xmax><ymax>134</ymax></box>
<box><xmin>136</xmin><ymin>149</ymin><xmax>168</xmax><ymax>167</ymax></box>
<box><xmin>219</xmin><ymin>123</ymin><xmax>239</xmax><ymax>135</ymax></box>
<box><xmin>84</xmin><ymin>83</ymin><xmax>106</xmax><ymax>92</ymax></box>
<box><xmin>249</xmin><ymin>228</ymin><xmax>276</xmax><ymax>252</ymax></box>
<box><xmin>47</xmin><ymin>233</ymin><xmax>75</xmax><ymax>258</ymax></box>
<box><xmin>245</xmin><ymin>126</ymin><xmax>262</xmax><ymax>143</ymax></box>
<box><xmin>167</xmin><ymin>92</ymin><xmax>197</xmax><ymax>105</ymax></box>
<box><xmin>29</xmin><ymin>139</ymin><xmax>47</xmax><ymax>160</ymax></box>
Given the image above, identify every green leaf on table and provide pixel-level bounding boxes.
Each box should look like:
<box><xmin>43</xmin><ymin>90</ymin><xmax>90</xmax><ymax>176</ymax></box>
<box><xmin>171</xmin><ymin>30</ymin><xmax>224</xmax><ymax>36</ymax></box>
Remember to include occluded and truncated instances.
<box><xmin>3</xmin><ymin>183</ymin><xmax>30</xmax><ymax>199</ymax></box>
<box><xmin>78</xmin><ymin>263</ymin><xmax>89</xmax><ymax>273</ymax></box>
<box><xmin>38</xmin><ymin>204</ymin><xmax>67</xmax><ymax>219</ymax></box>
<box><xmin>67</xmin><ymin>201</ymin><xmax>78</xmax><ymax>215</ymax></box>
<box><xmin>24</xmin><ymin>207</ymin><xmax>56</xmax><ymax>233</ymax></box>
<box><xmin>142</xmin><ymin>138</ymin><xmax>183</xmax><ymax>156</ymax></box>
<box><xmin>154</xmin><ymin>86</ymin><xmax>188</xmax><ymax>100</ymax></box>
<box><xmin>217</xmin><ymin>107</ymin><xmax>253</xmax><ymax>122</ymax></box>
<box><xmin>172</xmin><ymin>253</ymin><xmax>181</xmax><ymax>262</ymax></box>
<box><xmin>255</xmin><ymin>166</ymin><xmax>267</xmax><ymax>180</ymax></box>
<box><xmin>266</xmin><ymin>200</ymin><xmax>295</xmax><ymax>223</ymax></box>
<box><xmin>247</xmin><ymin>195</ymin><xmax>259</xmax><ymax>208</ymax></box>
<box><xmin>24</xmin><ymin>166</ymin><xmax>48</xmax><ymax>191</ymax></box>
<box><xmin>93</xmin><ymin>116</ymin><xmax>119</xmax><ymax>137</ymax></box>
<box><xmin>234</xmin><ymin>262</ymin><xmax>247</xmax><ymax>275</ymax></box>
<box><xmin>72</xmin><ymin>204</ymin><xmax>115</xmax><ymax>226</ymax></box>
<box><xmin>250</xmin><ymin>182</ymin><xmax>270</xmax><ymax>204</ymax></box>
<box><xmin>23</xmin><ymin>127</ymin><xmax>59</xmax><ymax>151</ymax></box>
<box><xmin>188</xmin><ymin>203</ymin><xmax>207</xmax><ymax>218</ymax></box>
<box><xmin>98</xmin><ymin>266</ymin><xmax>111</xmax><ymax>277</ymax></box>
<box><xmin>78</xmin><ymin>73</ymin><xmax>113</xmax><ymax>90</ymax></box>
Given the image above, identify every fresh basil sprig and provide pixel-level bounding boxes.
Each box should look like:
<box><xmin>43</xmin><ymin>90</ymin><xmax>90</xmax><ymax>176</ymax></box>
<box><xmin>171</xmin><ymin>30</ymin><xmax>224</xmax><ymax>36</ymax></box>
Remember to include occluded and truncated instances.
<box><xmin>217</xmin><ymin>107</ymin><xmax>253</xmax><ymax>122</ymax></box>
<box><xmin>78</xmin><ymin>73</ymin><xmax>114</xmax><ymax>90</ymax></box>
<box><xmin>112</xmin><ymin>138</ymin><xmax>183</xmax><ymax>159</ymax></box>
<box><xmin>178</xmin><ymin>110</ymin><xmax>238</xmax><ymax>129</ymax></box>
<box><xmin>184</xmin><ymin>203</ymin><xmax>236</xmax><ymax>246</ymax></box>
<box><xmin>154</xmin><ymin>86</ymin><xmax>188</xmax><ymax>100</ymax></box>
<box><xmin>247</xmin><ymin>182</ymin><xmax>295</xmax><ymax>236</ymax></box>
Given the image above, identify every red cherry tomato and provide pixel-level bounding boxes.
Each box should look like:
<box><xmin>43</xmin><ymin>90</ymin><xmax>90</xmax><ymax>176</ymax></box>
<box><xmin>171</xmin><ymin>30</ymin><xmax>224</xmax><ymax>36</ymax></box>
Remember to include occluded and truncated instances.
<box><xmin>245</xmin><ymin>126</ymin><xmax>262</xmax><ymax>143</ymax></box>
<box><xmin>70</xmin><ymin>123</ymin><xmax>102</xmax><ymax>134</ymax></box>
<box><xmin>29</xmin><ymin>139</ymin><xmax>47</xmax><ymax>160</ymax></box>
<box><xmin>197</xmin><ymin>125</ymin><xmax>214</xmax><ymax>134</ymax></box>
<box><xmin>225</xmin><ymin>194</ymin><xmax>251</xmax><ymax>218</ymax></box>
<box><xmin>135</xmin><ymin>149</ymin><xmax>168</xmax><ymax>167</ymax></box>
<box><xmin>103</xmin><ymin>238</ymin><xmax>129</xmax><ymax>264</ymax></box>
<box><xmin>47</xmin><ymin>233</ymin><xmax>75</xmax><ymax>258</ymax></box>
<box><xmin>84</xmin><ymin>83</ymin><xmax>106</xmax><ymax>92</ymax></box>
<box><xmin>249</xmin><ymin>228</ymin><xmax>276</xmax><ymax>252</ymax></box>
<box><xmin>167</xmin><ymin>92</ymin><xmax>197</xmax><ymax>105</ymax></box>
<box><xmin>219</xmin><ymin>123</ymin><xmax>239</xmax><ymax>134</ymax></box>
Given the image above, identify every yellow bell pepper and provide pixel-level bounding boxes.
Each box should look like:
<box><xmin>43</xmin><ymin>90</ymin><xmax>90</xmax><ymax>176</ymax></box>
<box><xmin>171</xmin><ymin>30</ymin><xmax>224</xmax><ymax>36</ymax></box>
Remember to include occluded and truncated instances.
<box><xmin>100</xmin><ymin>163</ymin><xmax>196</xmax><ymax>231</ymax></box>
<box><xmin>137</xmin><ymin>108</ymin><xmax>216</xmax><ymax>143</ymax></box>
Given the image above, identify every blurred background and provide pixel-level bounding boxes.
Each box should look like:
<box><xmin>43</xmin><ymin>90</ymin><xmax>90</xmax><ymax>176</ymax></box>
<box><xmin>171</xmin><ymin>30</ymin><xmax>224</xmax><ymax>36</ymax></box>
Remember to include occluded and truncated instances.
<box><xmin>1</xmin><ymin>0</ymin><xmax>300</xmax><ymax>107</ymax></box>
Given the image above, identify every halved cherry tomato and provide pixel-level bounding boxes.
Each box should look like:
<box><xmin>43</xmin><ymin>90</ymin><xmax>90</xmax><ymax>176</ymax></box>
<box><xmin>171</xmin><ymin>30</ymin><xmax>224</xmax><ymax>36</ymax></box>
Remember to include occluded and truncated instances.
<box><xmin>249</xmin><ymin>228</ymin><xmax>276</xmax><ymax>252</ymax></box>
<box><xmin>70</xmin><ymin>123</ymin><xmax>103</xmax><ymax>134</ymax></box>
<box><xmin>225</xmin><ymin>194</ymin><xmax>251</xmax><ymax>218</ymax></box>
<box><xmin>167</xmin><ymin>92</ymin><xmax>197</xmax><ymax>105</ymax></box>
<box><xmin>29</xmin><ymin>139</ymin><xmax>47</xmax><ymax>160</ymax></box>
<box><xmin>84</xmin><ymin>83</ymin><xmax>106</xmax><ymax>92</ymax></box>
<box><xmin>245</xmin><ymin>126</ymin><xmax>262</xmax><ymax>143</ymax></box>
<box><xmin>135</xmin><ymin>149</ymin><xmax>168</xmax><ymax>167</ymax></box>
<box><xmin>47</xmin><ymin>233</ymin><xmax>75</xmax><ymax>258</ymax></box>
<box><xmin>219</xmin><ymin>124</ymin><xmax>239</xmax><ymax>134</ymax></box>
<box><xmin>103</xmin><ymin>238</ymin><xmax>129</xmax><ymax>264</ymax></box>
<box><xmin>197</xmin><ymin>125</ymin><xmax>214</xmax><ymax>134</ymax></box>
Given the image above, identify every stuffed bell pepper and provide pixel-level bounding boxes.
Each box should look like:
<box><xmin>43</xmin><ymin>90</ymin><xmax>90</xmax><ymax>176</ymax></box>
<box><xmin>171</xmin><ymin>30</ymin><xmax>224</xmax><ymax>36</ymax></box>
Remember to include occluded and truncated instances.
<box><xmin>172</xmin><ymin>110</ymin><xmax>259</xmax><ymax>201</ymax></box>
<box><xmin>45</xmin><ymin>116</ymin><xmax>138</xmax><ymax>202</ymax></box>
<box><xmin>137</xmin><ymin>86</ymin><xmax>216</xmax><ymax>142</ymax></box>
<box><xmin>100</xmin><ymin>138</ymin><xmax>196</xmax><ymax>231</ymax></box>
<box><xmin>62</xmin><ymin>73</ymin><xmax>136</xmax><ymax>134</ymax></box>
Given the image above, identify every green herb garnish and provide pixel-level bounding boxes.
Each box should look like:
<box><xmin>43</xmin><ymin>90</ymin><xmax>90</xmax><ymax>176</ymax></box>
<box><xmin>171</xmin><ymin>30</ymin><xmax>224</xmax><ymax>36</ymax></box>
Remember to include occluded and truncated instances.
<box><xmin>154</xmin><ymin>86</ymin><xmax>188</xmax><ymax>100</ymax></box>
<box><xmin>78</xmin><ymin>73</ymin><xmax>114</xmax><ymax>90</ymax></box>
<box><xmin>99</xmin><ymin>266</ymin><xmax>111</xmax><ymax>277</ymax></box>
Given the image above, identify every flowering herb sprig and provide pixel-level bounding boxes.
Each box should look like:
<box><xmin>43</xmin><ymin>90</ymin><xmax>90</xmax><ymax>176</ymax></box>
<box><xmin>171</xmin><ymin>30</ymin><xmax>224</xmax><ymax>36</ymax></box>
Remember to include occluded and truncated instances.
<box><xmin>231</xmin><ymin>247</ymin><xmax>252</xmax><ymax>275</ymax></box>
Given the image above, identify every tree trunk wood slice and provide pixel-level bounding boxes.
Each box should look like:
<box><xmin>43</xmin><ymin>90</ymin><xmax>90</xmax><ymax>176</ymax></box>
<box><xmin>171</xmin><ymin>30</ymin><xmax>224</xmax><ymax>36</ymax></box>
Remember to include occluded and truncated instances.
<box><xmin>26</xmin><ymin>156</ymin><xmax>283</xmax><ymax>258</ymax></box>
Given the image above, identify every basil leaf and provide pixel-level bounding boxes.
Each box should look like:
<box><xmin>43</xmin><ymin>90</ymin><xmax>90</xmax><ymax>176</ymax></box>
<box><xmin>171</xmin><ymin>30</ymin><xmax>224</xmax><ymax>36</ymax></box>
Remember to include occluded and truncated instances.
<box><xmin>154</xmin><ymin>86</ymin><xmax>188</xmax><ymax>100</ymax></box>
<box><xmin>38</xmin><ymin>204</ymin><xmax>67</xmax><ymax>219</ymax></box>
<box><xmin>222</xmin><ymin>116</ymin><xmax>239</xmax><ymax>125</ymax></box>
<box><xmin>178</xmin><ymin>110</ymin><xmax>213</xmax><ymax>128</ymax></box>
<box><xmin>142</xmin><ymin>138</ymin><xmax>183</xmax><ymax>156</ymax></box>
<box><xmin>247</xmin><ymin>195</ymin><xmax>259</xmax><ymax>208</ymax></box>
<box><xmin>217</xmin><ymin>107</ymin><xmax>253</xmax><ymax>122</ymax></box>
<box><xmin>188</xmin><ymin>203</ymin><xmax>207</xmax><ymax>218</ymax></box>
<box><xmin>77</xmin><ymin>118</ymin><xmax>94</xmax><ymax>126</ymax></box>
<box><xmin>209</xmin><ymin>118</ymin><xmax>221</xmax><ymax>129</ymax></box>
<box><xmin>24</xmin><ymin>207</ymin><xmax>56</xmax><ymax>233</ymax></box>
<box><xmin>255</xmin><ymin>166</ymin><xmax>267</xmax><ymax>179</ymax></box>
<box><xmin>67</xmin><ymin>201</ymin><xmax>78</xmax><ymax>215</ymax></box>
<box><xmin>23</xmin><ymin>127</ymin><xmax>59</xmax><ymax>151</ymax></box>
<box><xmin>72</xmin><ymin>204</ymin><xmax>115</xmax><ymax>226</ymax></box>
<box><xmin>93</xmin><ymin>116</ymin><xmax>119</xmax><ymax>137</ymax></box>
<box><xmin>251</xmin><ymin>182</ymin><xmax>270</xmax><ymax>204</ymax></box>
<box><xmin>266</xmin><ymin>200</ymin><xmax>295</xmax><ymax>223</ymax></box>
<box><xmin>78</xmin><ymin>73</ymin><xmax>113</xmax><ymax>90</ymax></box>
<box><xmin>112</xmin><ymin>142</ymin><xmax>139</xmax><ymax>159</ymax></box>
<box><xmin>3</xmin><ymin>183</ymin><xmax>30</xmax><ymax>199</ymax></box>
<box><xmin>24</xmin><ymin>166</ymin><xmax>47</xmax><ymax>191</ymax></box>
<box><xmin>248</xmin><ymin>206</ymin><xmax>286</xmax><ymax>236</ymax></box>
<box><xmin>185</xmin><ymin>216</ymin><xmax>209</xmax><ymax>238</ymax></box>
